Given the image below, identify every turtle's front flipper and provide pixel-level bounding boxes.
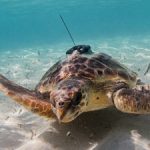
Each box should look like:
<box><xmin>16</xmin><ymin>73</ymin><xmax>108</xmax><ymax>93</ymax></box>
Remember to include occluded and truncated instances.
<box><xmin>0</xmin><ymin>74</ymin><xmax>54</xmax><ymax>118</ymax></box>
<box><xmin>112</xmin><ymin>84</ymin><xmax>150</xmax><ymax>114</ymax></box>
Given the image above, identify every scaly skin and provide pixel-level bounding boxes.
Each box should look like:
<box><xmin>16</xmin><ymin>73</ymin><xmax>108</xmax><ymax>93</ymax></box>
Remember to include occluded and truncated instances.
<box><xmin>0</xmin><ymin>75</ymin><xmax>55</xmax><ymax>118</ymax></box>
<box><xmin>113</xmin><ymin>85</ymin><xmax>150</xmax><ymax>114</ymax></box>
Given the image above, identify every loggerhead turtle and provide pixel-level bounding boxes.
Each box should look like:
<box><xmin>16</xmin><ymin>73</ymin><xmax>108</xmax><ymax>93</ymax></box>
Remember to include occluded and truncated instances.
<box><xmin>0</xmin><ymin>45</ymin><xmax>150</xmax><ymax>123</ymax></box>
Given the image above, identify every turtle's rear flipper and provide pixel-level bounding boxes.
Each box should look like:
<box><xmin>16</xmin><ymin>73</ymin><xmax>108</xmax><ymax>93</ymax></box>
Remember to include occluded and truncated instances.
<box><xmin>113</xmin><ymin>85</ymin><xmax>150</xmax><ymax>114</ymax></box>
<box><xmin>0</xmin><ymin>74</ymin><xmax>54</xmax><ymax>118</ymax></box>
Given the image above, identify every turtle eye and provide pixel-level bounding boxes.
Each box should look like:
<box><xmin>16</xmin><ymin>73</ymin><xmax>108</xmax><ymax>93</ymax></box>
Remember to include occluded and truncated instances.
<box><xmin>72</xmin><ymin>92</ymin><xmax>82</xmax><ymax>106</ymax></box>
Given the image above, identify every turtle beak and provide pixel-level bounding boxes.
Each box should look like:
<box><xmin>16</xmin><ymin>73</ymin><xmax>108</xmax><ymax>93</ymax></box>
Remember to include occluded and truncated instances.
<box><xmin>56</xmin><ymin>103</ymin><xmax>72</xmax><ymax>123</ymax></box>
<box><xmin>56</xmin><ymin>104</ymin><xmax>71</xmax><ymax>122</ymax></box>
<box><xmin>56</xmin><ymin>109</ymin><xmax>65</xmax><ymax>122</ymax></box>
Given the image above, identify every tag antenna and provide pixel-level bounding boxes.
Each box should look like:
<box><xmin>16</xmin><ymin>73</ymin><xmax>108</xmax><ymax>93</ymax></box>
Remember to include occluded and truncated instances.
<box><xmin>59</xmin><ymin>14</ymin><xmax>76</xmax><ymax>46</ymax></box>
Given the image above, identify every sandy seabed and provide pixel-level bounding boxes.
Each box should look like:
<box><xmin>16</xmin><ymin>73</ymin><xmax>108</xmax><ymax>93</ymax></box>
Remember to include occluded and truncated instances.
<box><xmin>0</xmin><ymin>38</ymin><xmax>150</xmax><ymax>150</ymax></box>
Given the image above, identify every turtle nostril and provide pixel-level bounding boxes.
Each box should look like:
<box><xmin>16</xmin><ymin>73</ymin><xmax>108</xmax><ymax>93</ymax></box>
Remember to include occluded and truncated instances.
<box><xmin>72</xmin><ymin>92</ymin><xmax>82</xmax><ymax>106</ymax></box>
<box><xmin>58</xmin><ymin>102</ymin><xmax>65</xmax><ymax>108</ymax></box>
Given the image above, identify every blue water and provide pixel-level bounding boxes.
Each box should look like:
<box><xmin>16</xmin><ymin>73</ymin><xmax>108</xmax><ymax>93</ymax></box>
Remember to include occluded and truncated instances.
<box><xmin>0</xmin><ymin>1</ymin><xmax>150</xmax><ymax>149</ymax></box>
<box><xmin>0</xmin><ymin>0</ymin><xmax>150</xmax><ymax>50</ymax></box>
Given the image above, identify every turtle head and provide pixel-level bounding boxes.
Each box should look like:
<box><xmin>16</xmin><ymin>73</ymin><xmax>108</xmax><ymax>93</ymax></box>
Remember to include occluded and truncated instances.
<box><xmin>50</xmin><ymin>79</ymin><xmax>89</xmax><ymax>123</ymax></box>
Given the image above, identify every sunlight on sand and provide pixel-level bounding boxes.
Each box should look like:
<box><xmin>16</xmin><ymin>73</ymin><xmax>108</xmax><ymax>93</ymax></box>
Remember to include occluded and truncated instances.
<box><xmin>0</xmin><ymin>38</ymin><xmax>150</xmax><ymax>149</ymax></box>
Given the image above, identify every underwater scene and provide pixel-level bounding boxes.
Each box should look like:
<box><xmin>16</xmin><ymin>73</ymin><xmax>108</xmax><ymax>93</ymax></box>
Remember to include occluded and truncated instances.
<box><xmin>0</xmin><ymin>0</ymin><xmax>150</xmax><ymax>149</ymax></box>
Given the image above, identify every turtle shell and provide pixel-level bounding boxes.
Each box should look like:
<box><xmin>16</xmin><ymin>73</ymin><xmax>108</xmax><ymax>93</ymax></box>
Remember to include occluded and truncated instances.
<box><xmin>36</xmin><ymin>52</ymin><xmax>137</xmax><ymax>94</ymax></box>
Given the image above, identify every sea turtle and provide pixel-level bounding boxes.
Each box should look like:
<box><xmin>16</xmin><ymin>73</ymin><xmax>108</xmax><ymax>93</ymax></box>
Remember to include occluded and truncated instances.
<box><xmin>0</xmin><ymin>45</ymin><xmax>150</xmax><ymax>123</ymax></box>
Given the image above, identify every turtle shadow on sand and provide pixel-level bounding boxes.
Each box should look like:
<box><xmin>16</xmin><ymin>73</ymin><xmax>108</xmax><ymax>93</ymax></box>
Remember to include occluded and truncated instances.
<box><xmin>36</xmin><ymin>107</ymin><xmax>150</xmax><ymax>150</ymax></box>
<box><xmin>1</xmin><ymin>105</ymin><xmax>150</xmax><ymax>150</ymax></box>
